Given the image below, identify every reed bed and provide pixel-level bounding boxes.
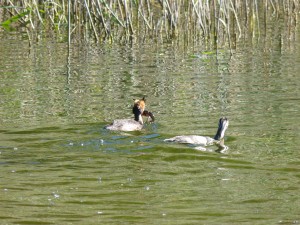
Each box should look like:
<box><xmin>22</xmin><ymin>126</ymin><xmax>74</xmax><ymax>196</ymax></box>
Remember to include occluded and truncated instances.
<box><xmin>1</xmin><ymin>0</ymin><xmax>299</xmax><ymax>48</ymax></box>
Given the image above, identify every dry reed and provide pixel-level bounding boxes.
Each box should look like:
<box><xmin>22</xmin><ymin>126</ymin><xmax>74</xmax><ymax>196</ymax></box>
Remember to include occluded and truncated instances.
<box><xmin>1</xmin><ymin>0</ymin><xmax>299</xmax><ymax>48</ymax></box>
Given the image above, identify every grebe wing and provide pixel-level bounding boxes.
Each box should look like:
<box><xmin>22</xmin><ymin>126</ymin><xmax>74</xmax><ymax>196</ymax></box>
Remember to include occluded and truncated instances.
<box><xmin>164</xmin><ymin>135</ymin><xmax>214</xmax><ymax>146</ymax></box>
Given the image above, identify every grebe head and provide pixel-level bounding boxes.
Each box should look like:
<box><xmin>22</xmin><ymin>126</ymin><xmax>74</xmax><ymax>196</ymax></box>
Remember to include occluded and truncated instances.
<box><xmin>214</xmin><ymin>117</ymin><xmax>229</xmax><ymax>141</ymax></box>
<box><xmin>132</xmin><ymin>97</ymin><xmax>146</xmax><ymax>124</ymax></box>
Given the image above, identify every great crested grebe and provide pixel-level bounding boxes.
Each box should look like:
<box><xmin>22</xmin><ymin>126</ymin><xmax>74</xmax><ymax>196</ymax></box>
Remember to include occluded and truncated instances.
<box><xmin>164</xmin><ymin>117</ymin><xmax>229</xmax><ymax>147</ymax></box>
<box><xmin>105</xmin><ymin>97</ymin><xmax>155</xmax><ymax>131</ymax></box>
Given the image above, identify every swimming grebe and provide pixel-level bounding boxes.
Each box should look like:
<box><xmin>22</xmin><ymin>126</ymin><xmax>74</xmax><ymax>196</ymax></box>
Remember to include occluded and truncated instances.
<box><xmin>164</xmin><ymin>117</ymin><xmax>229</xmax><ymax>146</ymax></box>
<box><xmin>105</xmin><ymin>97</ymin><xmax>155</xmax><ymax>131</ymax></box>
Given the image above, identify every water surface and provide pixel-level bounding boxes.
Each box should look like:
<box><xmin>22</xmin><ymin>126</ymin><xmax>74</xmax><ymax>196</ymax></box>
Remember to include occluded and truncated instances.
<box><xmin>0</xmin><ymin>29</ymin><xmax>300</xmax><ymax>224</ymax></box>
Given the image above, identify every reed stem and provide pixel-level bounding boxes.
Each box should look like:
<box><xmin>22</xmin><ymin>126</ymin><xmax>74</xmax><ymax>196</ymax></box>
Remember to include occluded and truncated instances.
<box><xmin>1</xmin><ymin>0</ymin><xmax>299</xmax><ymax>49</ymax></box>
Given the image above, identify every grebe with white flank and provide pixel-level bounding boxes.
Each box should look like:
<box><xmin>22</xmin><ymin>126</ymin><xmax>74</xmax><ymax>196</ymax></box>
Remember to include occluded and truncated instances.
<box><xmin>105</xmin><ymin>97</ymin><xmax>155</xmax><ymax>131</ymax></box>
<box><xmin>164</xmin><ymin>117</ymin><xmax>229</xmax><ymax>147</ymax></box>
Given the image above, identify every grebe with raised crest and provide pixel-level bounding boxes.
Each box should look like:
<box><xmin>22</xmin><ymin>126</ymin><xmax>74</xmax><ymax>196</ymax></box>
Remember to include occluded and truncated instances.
<box><xmin>105</xmin><ymin>97</ymin><xmax>154</xmax><ymax>131</ymax></box>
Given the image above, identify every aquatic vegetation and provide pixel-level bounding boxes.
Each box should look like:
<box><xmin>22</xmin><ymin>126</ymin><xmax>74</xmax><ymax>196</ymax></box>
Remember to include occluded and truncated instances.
<box><xmin>0</xmin><ymin>0</ymin><xmax>299</xmax><ymax>49</ymax></box>
<box><xmin>0</xmin><ymin>7</ymin><xmax>31</xmax><ymax>31</ymax></box>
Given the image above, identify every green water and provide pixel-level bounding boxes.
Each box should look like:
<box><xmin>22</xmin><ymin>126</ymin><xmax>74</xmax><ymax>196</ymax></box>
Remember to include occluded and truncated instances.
<box><xmin>1</xmin><ymin>30</ymin><xmax>300</xmax><ymax>224</ymax></box>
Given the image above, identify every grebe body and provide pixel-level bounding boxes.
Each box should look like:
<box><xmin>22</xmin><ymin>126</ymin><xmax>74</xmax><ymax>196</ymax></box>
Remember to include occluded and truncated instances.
<box><xmin>105</xmin><ymin>97</ymin><xmax>154</xmax><ymax>131</ymax></box>
<box><xmin>164</xmin><ymin>117</ymin><xmax>229</xmax><ymax>146</ymax></box>
<box><xmin>105</xmin><ymin>119</ymin><xmax>143</xmax><ymax>131</ymax></box>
